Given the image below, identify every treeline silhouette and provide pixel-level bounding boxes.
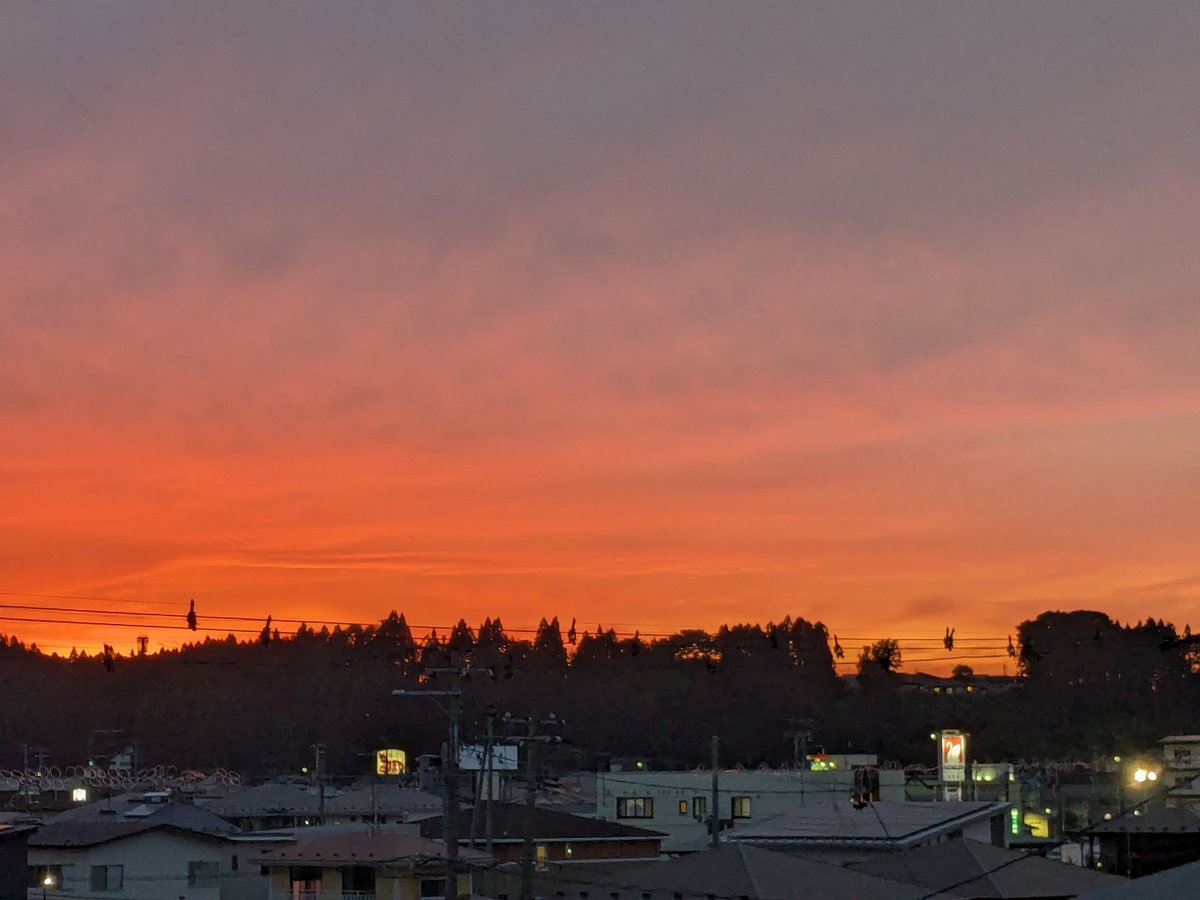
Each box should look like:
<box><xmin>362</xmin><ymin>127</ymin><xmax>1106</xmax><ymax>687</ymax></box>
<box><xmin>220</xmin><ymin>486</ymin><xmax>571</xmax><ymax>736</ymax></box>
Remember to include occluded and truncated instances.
<box><xmin>1</xmin><ymin>610</ymin><xmax>1197</xmax><ymax>777</ymax></box>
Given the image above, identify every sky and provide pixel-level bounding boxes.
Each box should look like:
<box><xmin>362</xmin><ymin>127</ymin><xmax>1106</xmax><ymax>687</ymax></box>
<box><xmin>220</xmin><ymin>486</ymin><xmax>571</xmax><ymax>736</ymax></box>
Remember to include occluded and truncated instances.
<box><xmin>2</xmin><ymin>2</ymin><xmax>1200</xmax><ymax>671</ymax></box>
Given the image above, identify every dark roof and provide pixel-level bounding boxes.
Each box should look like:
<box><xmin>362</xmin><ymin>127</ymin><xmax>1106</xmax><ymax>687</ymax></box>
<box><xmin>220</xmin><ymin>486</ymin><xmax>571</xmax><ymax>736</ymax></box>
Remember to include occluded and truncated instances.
<box><xmin>0</xmin><ymin>823</ymin><xmax>36</xmax><ymax>840</ymax></box>
<box><xmin>728</xmin><ymin>800</ymin><xmax>1008</xmax><ymax>848</ymax></box>
<box><xmin>253</xmin><ymin>830</ymin><xmax>490</xmax><ymax>866</ymax></box>
<box><xmin>545</xmin><ymin>843</ymin><xmax>925</xmax><ymax>900</ymax></box>
<box><xmin>1075</xmin><ymin>858</ymin><xmax>1200</xmax><ymax>899</ymax></box>
<box><xmin>31</xmin><ymin>820</ymin><xmax>233</xmax><ymax>849</ymax></box>
<box><xmin>854</xmin><ymin>838</ymin><xmax>1122</xmax><ymax>898</ymax></box>
<box><xmin>420</xmin><ymin>804</ymin><xmax>664</xmax><ymax>844</ymax></box>
<box><xmin>1086</xmin><ymin>807</ymin><xmax>1200</xmax><ymax>835</ymax></box>
<box><xmin>200</xmin><ymin>781</ymin><xmax>443</xmax><ymax>818</ymax></box>
<box><xmin>50</xmin><ymin>792</ymin><xmax>238</xmax><ymax>836</ymax></box>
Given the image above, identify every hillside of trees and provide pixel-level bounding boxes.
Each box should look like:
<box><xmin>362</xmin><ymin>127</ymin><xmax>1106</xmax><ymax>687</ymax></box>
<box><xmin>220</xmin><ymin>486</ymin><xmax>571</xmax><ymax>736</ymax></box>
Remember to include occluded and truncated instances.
<box><xmin>1</xmin><ymin>610</ymin><xmax>1198</xmax><ymax>777</ymax></box>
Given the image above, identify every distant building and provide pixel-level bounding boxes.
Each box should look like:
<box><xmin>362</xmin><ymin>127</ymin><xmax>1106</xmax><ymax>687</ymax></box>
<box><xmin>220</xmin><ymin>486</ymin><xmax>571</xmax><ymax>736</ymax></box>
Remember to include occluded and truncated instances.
<box><xmin>419</xmin><ymin>803</ymin><xmax>664</xmax><ymax>867</ymax></box>
<box><xmin>594</xmin><ymin>759</ymin><xmax>902</xmax><ymax>851</ymax></box>
<box><xmin>199</xmin><ymin>781</ymin><xmax>442</xmax><ymax>831</ymax></box>
<box><xmin>252</xmin><ymin>831</ymin><xmax>487</xmax><ymax>900</ymax></box>
<box><xmin>1157</xmin><ymin>735</ymin><xmax>1200</xmax><ymax>808</ymax></box>
<box><xmin>1085</xmin><ymin>806</ymin><xmax>1200</xmax><ymax>878</ymax></box>
<box><xmin>725</xmin><ymin>799</ymin><xmax>1011</xmax><ymax>866</ymax></box>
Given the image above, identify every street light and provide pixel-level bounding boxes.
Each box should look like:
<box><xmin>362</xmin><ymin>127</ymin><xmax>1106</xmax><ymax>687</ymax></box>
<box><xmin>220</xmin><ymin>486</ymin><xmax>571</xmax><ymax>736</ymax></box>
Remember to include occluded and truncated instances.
<box><xmin>42</xmin><ymin>871</ymin><xmax>56</xmax><ymax>898</ymax></box>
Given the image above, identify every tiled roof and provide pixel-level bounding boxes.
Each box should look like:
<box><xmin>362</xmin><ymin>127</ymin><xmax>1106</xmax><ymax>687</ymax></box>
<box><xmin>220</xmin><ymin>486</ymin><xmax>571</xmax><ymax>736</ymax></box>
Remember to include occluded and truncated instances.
<box><xmin>253</xmin><ymin>830</ymin><xmax>490</xmax><ymax>866</ymax></box>
<box><xmin>47</xmin><ymin>793</ymin><xmax>237</xmax><ymax>836</ymax></box>
<box><xmin>31</xmin><ymin>820</ymin><xmax>232</xmax><ymax>848</ymax></box>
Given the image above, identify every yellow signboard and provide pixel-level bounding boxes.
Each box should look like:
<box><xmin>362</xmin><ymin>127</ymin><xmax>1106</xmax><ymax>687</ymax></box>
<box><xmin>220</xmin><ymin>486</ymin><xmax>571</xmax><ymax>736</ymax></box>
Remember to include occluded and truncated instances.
<box><xmin>375</xmin><ymin>748</ymin><xmax>407</xmax><ymax>776</ymax></box>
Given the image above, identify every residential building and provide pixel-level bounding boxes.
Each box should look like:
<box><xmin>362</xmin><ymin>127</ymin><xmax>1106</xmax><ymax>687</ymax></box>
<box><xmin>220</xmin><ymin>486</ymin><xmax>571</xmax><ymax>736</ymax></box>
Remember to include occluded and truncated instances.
<box><xmin>252</xmin><ymin>830</ymin><xmax>487</xmax><ymax>900</ymax></box>
<box><xmin>1084</xmin><ymin>807</ymin><xmax>1200</xmax><ymax>878</ymax></box>
<box><xmin>1157</xmin><ymin>735</ymin><xmax>1200</xmax><ymax>808</ymax></box>
<box><xmin>594</xmin><ymin>759</ymin><xmax>903</xmax><ymax>851</ymax></box>
<box><xmin>725</xmin><ymin>799</ymin><xmax>1011</xmax><ymax>865</ymax></box>
<box><xmin>29</xmin><ymin>790</ymin><xmax>269</xmax><ymax>900</ymax></box>
<box><xmin>418</xmin><ymin>803</ymin><xmax>664</xmax><ymax>866</ymax></box>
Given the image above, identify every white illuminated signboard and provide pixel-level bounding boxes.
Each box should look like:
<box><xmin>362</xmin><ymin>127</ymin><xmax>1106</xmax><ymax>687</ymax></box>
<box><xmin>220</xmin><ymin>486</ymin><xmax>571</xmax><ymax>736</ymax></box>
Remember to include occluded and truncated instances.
<box><xmin>940</xmin><ymin>730</ymin><xmax>966</xmax><ymax>783</ymax></box>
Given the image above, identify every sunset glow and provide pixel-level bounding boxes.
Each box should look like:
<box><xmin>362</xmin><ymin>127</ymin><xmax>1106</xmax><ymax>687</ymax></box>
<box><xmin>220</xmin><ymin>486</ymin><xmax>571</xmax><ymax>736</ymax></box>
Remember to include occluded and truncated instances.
<box><xmin>3</xmin><ymin>3</ymin><xmax>1199</xmax><ymax>672</ymax></box>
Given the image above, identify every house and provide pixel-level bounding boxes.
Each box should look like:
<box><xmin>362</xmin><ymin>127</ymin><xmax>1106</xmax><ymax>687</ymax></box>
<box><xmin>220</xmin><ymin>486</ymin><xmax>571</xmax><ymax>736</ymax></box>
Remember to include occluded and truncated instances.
<box><xmin>418</xmin><ymin>803</ymin><xmax>664</xmax><ymax>866</ymax></box>
<box><xmin>1</xmin><ymin>823</ymin><xmax>35</xmax><ymax>900</ymax></box>
<box><xmin>252</xmin><ymin>830</ymin><xmax>488</xmax><ymax>900</ymax></box>
<box><xmin>853</xmin><ymin>837</ymin><xmax>1123</xmax><ymax>898</ymax></box>
<box><xmin>725</xmin><ymin>799</ymin><xmax>1011</xmax><ymax>865</ymax></box>
<box><xmin>594</xmin><ymin>760</ymin><xmax>904</xmax><ymax>851</ymax></box>
<box><xmin>1084</xmin><ymin>807</ymin><xmax>1200</xmax><ymax>878</ymax></box>
<box><xmin>516</xmin><ymin>841</ymin><xmax>927</xmax><ymax>900</ymax></box>
<box><xmin>28</xmin><ymin>790</ymin><xmax>271</xmax><ymax>900</ymax></box>
<box><xmin>1156</xmin><ymin>736</ymin><xmax>1200</xmax><ymax>808</ymax></box>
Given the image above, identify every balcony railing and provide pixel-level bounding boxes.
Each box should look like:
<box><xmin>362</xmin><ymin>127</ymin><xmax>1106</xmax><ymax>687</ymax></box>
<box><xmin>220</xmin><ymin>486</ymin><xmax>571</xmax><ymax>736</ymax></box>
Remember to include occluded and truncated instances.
<box><xmin>342</xmin><ymin>893</ymin><xmax>376</xmax><ymax>900</ymax></box>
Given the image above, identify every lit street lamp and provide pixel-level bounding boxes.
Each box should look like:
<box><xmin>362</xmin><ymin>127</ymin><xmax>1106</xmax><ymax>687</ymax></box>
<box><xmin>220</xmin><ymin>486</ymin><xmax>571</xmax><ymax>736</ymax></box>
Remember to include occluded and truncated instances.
<box><xmin>42</xmin><ymin>871</ymin><xmax>56</xmax><ymax>898</ymax></box>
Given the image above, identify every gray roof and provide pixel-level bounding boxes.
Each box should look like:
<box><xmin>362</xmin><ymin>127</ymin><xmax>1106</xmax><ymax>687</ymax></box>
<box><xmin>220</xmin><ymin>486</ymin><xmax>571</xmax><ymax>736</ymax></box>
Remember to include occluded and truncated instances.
<box><xmin>199</xmin><ymin>781</ymin><xmax>441</xmax><ymax>818</ymax></box>
<box><xmin>728</xmin><ymin>800</ymin><xmax>1009</xmax><ymax>849</ymax></box>
<box><xmin>1075</xmin><ymin>859</ymin><xmax>1200</xmax><ymax>899</ymax></box>
<box><xmin>31</xmin><ymin>819</ymin><xmax>233</xmax><ymax>849</ymax></box>
<box><xmin>854</xmin><ymin>838</ymin><xmax>1123</xmax><ymax>898</ymax></box>
<box><xmin>544</xmin><ymin>843</ymin><xmax>925</xmax><ymax>900</ymax></box>
<box><xmin>48</xmin><ymin>792</ymin><xmax>237</xmax><ymax>837</ymax></box>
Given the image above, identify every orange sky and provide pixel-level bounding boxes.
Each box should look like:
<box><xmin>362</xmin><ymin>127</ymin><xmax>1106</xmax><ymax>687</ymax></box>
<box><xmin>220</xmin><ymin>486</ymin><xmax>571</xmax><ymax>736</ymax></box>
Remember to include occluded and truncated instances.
<box><xmin>3</xmin><ymin>3</ymin><xmax>1200</xmax><ymax>673</ymax></box>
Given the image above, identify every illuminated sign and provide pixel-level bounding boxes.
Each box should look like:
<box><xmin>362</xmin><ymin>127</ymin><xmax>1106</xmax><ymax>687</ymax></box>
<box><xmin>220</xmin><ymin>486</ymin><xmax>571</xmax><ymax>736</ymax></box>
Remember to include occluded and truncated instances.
<box><xmin>806</xmin><ymin>754</ymin><xmax>839</xmax><ymax>771</ymax></box>
<box><xmin>940</xmin><ymin>730</ymin><xmax>966</xmax><ymax>783</ymax></box>
<box><xmin>375</xmin><ymin>748</ymin><xmax>407</xmax><ymax>776</ymax></box>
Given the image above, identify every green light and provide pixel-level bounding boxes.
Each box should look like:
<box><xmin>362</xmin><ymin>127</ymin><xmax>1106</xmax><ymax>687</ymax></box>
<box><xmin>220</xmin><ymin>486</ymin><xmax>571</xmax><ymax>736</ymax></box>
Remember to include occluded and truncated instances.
<box><xmin>1009</xmin><ymin>808</ymin><xmax>1020</xmax><ymax>835</ymax></box>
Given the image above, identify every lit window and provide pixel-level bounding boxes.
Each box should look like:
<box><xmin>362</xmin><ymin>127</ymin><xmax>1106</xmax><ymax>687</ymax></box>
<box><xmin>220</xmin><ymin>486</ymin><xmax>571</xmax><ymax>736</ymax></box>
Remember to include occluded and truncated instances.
<box><xmin>693</xmin><ymin>796</ymin><xmax>708</xmax><ymax>818</ymax></box>
<box><xmin>536</xmin><ymin>844</ymin><xmax>549</xmax><ymax>870</ymax></box>
<box><xmin>678</xmin><ymin>800</ymin><xmax>689</xmax><ymax>815</ymax></box>
<box><xmin>731</xmin><ymin>796</ymin><xmax>751</xmax><ymax>819</ymax></box>
<box><xmin>617</xmin><ymin>797</ymin><xmax>654</xmax><ymax>818</ymax></box>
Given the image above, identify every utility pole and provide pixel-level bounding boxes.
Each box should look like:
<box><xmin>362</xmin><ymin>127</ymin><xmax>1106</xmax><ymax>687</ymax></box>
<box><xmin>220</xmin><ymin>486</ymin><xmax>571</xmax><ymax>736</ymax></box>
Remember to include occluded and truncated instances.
<box><xmin>311</xmin><ymin>744</ymin><xmax>326</xmax><ymax>827</ymax></box>
<box><xmin>520</xmin><ymin>717</ymin><xmax>538</xmax><ymax>900</ymax></box>
<box><xmin>393</xmin><ymin>654</ymin><xmax>465</xmax><ymax>900</ymax></box>
<box><xmin>710</xmin><ymin>735</ymin><xmax>720</xmax><ymax>849</ymax></box>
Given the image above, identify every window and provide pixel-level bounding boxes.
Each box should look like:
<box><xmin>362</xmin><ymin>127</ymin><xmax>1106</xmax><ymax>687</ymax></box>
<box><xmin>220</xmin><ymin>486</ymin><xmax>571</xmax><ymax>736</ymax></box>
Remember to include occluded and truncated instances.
<box><xmin>29</xmin><ymin>865</ymin><xmax>71</xmax><ymax>892</ymax></box>
<box><xmin>678</xmin><ymin>799</ymin><xmax>689</xmax><ymax>815</ymax></box>
<box><xmin>731</xmin><ymin>796</ymin><xmax>751</xmax><ymax>819</ymax></box>
<box><xmin>90</xmin><ymin>864</ymin><xmax>123</xmax><ymax>892</ymax></box>
<box><xmin>188</xmin><ymin>860</ymin><xmax>219</xmax><ymax>887</ymax></box>
<box><xmin>693</xmin><ymin>796</ymin><xmax>708</xmax><ymax>819</ymax></box>
<box><xmin>536</xmin><ymin>844</ymin><xmax>549</xmax><ymax>870</ymax></box>
<box><xmin>616</xmin><ymin>796</ymin><xmax>654</xmax><ymax>818</ymax></box>
<box><xmin>421</xmin><ymin>878</ymin><xmax>447</xmax><ymax>899</ymax></box>
<box><xmin>230</xmin><ymin>854</ymin><xmax>239</xmax><ymax>872</ymax></box>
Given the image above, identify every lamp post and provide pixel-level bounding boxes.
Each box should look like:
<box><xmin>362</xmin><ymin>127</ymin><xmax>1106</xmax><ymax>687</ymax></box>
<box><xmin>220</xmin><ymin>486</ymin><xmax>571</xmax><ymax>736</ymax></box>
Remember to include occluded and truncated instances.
<box><xmin>42</xmin><ymin>871</ymin><xmax>56</xmax><ymax>899</ymax></box>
